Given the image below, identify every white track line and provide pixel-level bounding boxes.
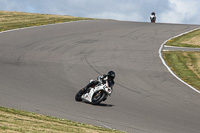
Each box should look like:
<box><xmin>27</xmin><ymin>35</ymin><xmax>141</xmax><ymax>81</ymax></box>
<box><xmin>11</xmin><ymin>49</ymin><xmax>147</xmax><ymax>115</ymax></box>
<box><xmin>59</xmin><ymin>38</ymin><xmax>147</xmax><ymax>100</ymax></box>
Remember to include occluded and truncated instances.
<box><xmin>159</xmin><ymin>27</ymin><xmax>200</xmax><ymax>94</ymax></box>
<box><xmin>0</xmin><ymin>20</ymin><xmax>90</xmax><ymax>34</ymax></box>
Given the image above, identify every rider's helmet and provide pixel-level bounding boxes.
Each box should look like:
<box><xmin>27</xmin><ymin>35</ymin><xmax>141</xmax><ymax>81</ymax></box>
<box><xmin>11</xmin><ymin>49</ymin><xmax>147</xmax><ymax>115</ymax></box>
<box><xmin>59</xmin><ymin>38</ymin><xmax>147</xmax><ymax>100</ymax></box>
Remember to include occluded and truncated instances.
<box><xmin>107</xmin><ymin>71</ymin><xmax>115</xmax><ymax>80</ymax></box>
<box><xmin>151</xmin><ymin>12</ymin><xmax>155</xmax><ymax>16</ymax></box>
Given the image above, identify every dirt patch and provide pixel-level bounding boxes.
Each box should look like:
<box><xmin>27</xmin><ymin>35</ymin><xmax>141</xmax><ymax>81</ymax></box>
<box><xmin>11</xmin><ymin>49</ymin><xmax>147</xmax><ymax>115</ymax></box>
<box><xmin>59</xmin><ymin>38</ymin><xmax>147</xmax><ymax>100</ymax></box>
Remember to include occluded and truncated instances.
<box><xmin>181</xmin><ymin>35</ymin><xmax>200</xmax><ymax>46</ymax></box>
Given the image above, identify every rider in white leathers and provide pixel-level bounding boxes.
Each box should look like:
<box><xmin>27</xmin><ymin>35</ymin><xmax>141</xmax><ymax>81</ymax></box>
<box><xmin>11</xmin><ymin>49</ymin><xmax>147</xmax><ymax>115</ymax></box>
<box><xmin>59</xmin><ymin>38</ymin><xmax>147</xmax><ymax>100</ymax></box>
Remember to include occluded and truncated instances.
<box><xmin>150</xmin><ymin>12</ymin><xmax>156</xmax><ymax>23</ymax></box>
<box><xmin>82</xmin><ymin>71</ymin><xmax>115</xmax><ymax>93</ymax></box>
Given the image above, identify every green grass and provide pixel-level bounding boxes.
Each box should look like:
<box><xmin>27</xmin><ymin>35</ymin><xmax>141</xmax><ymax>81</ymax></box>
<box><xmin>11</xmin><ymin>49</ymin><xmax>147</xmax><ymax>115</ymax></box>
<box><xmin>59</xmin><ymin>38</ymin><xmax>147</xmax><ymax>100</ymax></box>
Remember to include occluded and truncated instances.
<box><xmin>163</xmin><ymin>28</ymin><xmax>200</xmax><ymax>91</ymax></box>
<box><xmin>163</xmin><ymin>51</ymin><xmax>200</xmax><ymax>91</ymax></box>
<box><xmin>0</xmin><ymin>11</ymin><xmax>94</xmax><ymax>32</ymax></box>
<box><xmin>0</xmin><ymin>106</ymin><xmax>124</xmax><ymax>133</ymax></box>
<box><xmin>165</xmin><ymin>29</ymin><xmax>200</xmax><ymax>48</ymax></box>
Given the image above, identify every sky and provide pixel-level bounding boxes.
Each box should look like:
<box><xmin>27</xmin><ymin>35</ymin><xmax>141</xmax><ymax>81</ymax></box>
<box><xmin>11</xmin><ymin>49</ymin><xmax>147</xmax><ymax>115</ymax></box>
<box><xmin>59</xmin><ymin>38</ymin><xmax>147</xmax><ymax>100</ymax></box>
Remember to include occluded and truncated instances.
<box><xmin>0</xmin><ymin>0</ymin><xmax>200</xmax><ymax>25</ymax></box>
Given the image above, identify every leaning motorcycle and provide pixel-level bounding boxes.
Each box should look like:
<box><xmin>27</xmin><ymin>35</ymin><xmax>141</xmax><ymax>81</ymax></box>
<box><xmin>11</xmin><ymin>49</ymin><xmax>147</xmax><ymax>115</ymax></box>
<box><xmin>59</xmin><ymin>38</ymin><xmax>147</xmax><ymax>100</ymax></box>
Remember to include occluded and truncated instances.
<box><xmin>75</xmin><ymin>79</ymin><xmax>112</xmax><ymax>105</ymax></box>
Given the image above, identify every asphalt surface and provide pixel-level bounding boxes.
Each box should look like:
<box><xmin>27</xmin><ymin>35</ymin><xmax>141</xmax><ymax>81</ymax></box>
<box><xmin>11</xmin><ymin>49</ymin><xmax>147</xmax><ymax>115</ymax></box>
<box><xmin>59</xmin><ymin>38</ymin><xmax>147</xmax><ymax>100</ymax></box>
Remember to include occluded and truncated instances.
<box><xmin>0</xmin><ymin>20</ymin><xmax>200</xmax><ymax>133</ymax></box>
<box><xmin>163</xmin><ymin>45</ymin><xmax>200</xmax><ymax>51</ymax></box>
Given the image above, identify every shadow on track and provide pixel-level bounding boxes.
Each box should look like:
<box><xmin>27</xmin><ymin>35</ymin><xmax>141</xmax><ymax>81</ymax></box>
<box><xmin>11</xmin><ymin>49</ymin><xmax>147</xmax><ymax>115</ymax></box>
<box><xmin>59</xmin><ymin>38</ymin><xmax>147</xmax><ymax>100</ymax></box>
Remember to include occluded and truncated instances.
<box><xmin>79</xmin><ymin>101</ymin><xmax>115</xmax><ymax>107</ymax></box>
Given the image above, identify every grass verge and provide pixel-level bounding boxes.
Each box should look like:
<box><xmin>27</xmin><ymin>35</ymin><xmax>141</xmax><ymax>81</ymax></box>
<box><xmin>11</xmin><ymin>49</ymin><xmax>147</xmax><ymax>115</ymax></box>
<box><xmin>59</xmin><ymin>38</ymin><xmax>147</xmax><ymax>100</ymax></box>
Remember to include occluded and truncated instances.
<box><xmin>0</xmin><ymin>11</ymin><xmax>123</xmax><ymax>133</ymax></box>
<box><xmin>163</xmin><ymin>51</ymin><xmax>200</xmax><ymax>91</ymax></box>
<box><xmin>163</xmin><ymin>28</ymin><xmax>200</xmax><ymax>91</ymax></box>
<box><xmin>165</xmin><ymin>29</ymin><xmax>200</xmax><ymax>48</ymax></box>
<box><xmin>0</xmin><ymin>106</ymin><xmax>123</xmax><ymax>133</ymax></box>
<box><xmin>0</xmin><ymin>10</ymin><xmax>94</xmax><ymax>32</ymax></box>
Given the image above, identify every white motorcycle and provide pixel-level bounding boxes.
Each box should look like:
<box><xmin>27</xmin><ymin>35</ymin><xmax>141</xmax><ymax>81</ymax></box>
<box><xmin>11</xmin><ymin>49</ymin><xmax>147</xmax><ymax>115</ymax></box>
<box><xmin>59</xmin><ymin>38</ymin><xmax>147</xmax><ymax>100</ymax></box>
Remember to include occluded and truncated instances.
<box><xmin>150</xmin><ymin>15</ymin><xmax>156</xmax><ymax>23</ymax></box>
<box><xmin>75</xmin><ymin>79</ymin><xmax>113</xmax><ymax>105</ymax></box>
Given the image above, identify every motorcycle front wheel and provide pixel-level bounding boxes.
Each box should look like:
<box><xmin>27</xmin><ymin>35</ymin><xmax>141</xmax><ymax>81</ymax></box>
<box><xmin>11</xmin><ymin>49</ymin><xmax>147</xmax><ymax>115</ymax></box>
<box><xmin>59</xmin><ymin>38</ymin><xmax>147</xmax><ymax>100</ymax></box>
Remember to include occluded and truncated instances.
<box><xmin>91</xmin><ymin>91</ymin><xmax>106</xmax><ymax>105</ymax></box>
<box><xmin>75</xmin><ymin>89</ymin><xmax>84</xmax><ymax>101</ymax></box>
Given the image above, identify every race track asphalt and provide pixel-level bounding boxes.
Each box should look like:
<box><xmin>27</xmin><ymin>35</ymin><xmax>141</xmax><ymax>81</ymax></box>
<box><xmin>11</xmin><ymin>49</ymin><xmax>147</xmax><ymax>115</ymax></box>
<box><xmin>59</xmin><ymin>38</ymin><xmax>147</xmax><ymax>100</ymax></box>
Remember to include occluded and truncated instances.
<box><xmin>163</xmin><ymin>45</ymin><xmax>200</xmax><ymax>51</ymax></box>
<box><xmin>0</xmin><ymin>20</ymin><xmax>200</xmax><ymax>133</ymax></box>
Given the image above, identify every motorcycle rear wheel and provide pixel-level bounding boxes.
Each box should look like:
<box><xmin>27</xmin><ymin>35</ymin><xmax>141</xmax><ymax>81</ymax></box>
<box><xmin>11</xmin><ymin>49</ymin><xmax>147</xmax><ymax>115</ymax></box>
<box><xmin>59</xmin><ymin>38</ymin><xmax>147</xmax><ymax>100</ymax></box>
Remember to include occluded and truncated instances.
<box><xmin>91</xmin><ymin>91</ymin><xmax>106</xmax><ymax>105</ymax></box>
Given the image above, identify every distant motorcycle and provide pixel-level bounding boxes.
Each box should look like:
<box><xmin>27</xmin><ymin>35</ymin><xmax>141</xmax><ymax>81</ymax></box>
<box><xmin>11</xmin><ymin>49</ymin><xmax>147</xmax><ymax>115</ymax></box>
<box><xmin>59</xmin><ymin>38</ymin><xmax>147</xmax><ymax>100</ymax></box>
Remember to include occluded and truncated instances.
<box><xmin>75</xmin><ymin>79</ymin><xmax>112</xmax><ymax>105</ymax></box>
<box><xmin>150</xmin><ymin>15</ymin><xmax>156</xmax><ymax>23</ymax></box>
<box><xmin>150</xmin><ymin>12</ymin><xmax>156</xmax><ymax>23</ymax></box>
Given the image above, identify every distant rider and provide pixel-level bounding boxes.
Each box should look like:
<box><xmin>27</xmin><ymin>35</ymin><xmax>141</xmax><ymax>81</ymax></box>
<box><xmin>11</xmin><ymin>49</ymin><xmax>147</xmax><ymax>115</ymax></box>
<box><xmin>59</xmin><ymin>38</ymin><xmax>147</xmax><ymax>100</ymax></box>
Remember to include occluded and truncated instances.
<box><xmin>150</xmin><ymin>12</ymin><xmax>156</xmax><ymax>23</ymax></box>
<box><xmin>82</xmin><ymin>71</ymin><xmax>115</xmax><ymax>93</ymax></box>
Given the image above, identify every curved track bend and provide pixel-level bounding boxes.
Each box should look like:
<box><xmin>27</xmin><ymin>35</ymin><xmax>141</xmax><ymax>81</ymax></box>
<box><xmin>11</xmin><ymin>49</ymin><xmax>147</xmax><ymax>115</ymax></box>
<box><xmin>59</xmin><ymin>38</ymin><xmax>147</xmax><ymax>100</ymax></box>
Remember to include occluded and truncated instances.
<box><xmin>0</xmin><ymin>20</ymin><xmax>200</xmax><ymax>133</ymax></box>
